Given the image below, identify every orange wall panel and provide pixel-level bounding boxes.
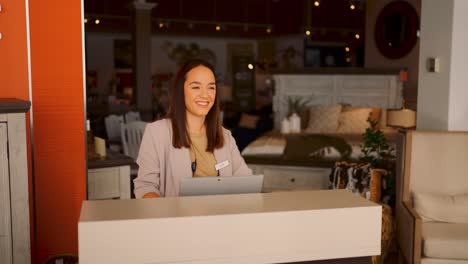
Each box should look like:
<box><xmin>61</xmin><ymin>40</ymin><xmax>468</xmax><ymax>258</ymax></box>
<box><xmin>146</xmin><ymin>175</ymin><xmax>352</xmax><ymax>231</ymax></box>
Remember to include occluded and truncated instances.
<box><xmin>28</xmin><ymin>0</ymin><xmax>86</xmax><ymax>262</ymax></box>
<box><xmin>0</xmin><ymin>0</ymin><xmax>30</xmax><ymax>99</ymax></box>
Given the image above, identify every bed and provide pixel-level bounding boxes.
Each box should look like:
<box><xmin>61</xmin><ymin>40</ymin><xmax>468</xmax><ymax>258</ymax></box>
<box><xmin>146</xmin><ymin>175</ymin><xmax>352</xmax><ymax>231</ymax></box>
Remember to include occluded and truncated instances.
<box><xmin>244</xmin><ymin>71</ymin><xmax>403</xmax><ymax>192</ymax></box>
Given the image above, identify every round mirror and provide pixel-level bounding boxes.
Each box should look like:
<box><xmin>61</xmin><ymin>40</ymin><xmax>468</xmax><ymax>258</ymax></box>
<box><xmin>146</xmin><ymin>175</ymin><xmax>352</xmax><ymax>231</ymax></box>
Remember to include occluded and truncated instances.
<box><xmin>375</xmin><ymin>1</ymin><xmax>419</xmax><ymax>59</ymax></box>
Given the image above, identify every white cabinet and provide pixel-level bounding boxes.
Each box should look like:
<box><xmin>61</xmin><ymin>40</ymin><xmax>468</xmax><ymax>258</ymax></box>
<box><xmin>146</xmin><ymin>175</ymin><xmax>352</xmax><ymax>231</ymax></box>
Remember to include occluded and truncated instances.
<box><xmin>88</xmin><ymin>166</ymin><xmax>131</xmax><ymax>200</ymax></box>
<box><xmin>248</xmin><ymin>164</ymin><xmax>330</xmax><ymax>192</ymax></box>
<box><xmin>0</xmin><ymin>99</ymin><xmax>31</xmax><ymax>264</ymax></box>
<box><xmin>0</xmin><ymin>123</ymin><xmax>12</xmax><ymax>264</ymax></box>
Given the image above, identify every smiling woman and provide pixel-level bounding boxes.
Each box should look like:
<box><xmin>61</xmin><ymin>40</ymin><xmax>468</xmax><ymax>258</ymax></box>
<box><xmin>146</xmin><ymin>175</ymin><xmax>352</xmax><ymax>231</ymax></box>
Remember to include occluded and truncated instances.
<box><xmin>133</xmin><ymin>59</ymin><xmax>252</xmax><ymax>198</ymax></box>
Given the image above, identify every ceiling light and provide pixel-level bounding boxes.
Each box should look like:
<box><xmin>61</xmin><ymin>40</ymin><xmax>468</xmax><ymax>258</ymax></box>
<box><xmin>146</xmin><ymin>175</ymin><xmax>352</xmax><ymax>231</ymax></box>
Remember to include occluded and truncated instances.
<box><xmin>314</xmin><ymin>1</ymin><xmax>320</xmax><ymax>7</ymax></box>
<box><xmin>355</xmin><ymin>33</ymin><xmax>360</xmax><ymax>39</ymax></box>
<box><xmin>345</xmin><ymin>47</ymin><xmax>350</xmax><ymax>52</ymax></box>
<box><xmin>248</xmin><ymin>64</ymin><xmax>254</xmax><ymax>70</ymax></box>
<box><xmin>94</xmin><ymin>19</ymin><xmax>100</xmax><ymax>25</ymax></box>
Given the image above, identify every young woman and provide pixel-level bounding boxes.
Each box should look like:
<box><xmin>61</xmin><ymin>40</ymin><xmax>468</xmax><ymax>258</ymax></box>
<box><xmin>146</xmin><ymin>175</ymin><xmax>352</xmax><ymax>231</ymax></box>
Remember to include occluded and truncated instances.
<box><xmin>134</xmin><ymin>59</ymin><xmax>252</xmax><ymax>198</ymax></box>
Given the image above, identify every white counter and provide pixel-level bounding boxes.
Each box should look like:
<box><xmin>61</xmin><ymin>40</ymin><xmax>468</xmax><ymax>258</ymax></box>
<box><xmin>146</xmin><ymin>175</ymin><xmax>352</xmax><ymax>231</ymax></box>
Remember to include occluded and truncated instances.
<box><xmin>78</xmin><ymin>190</ymin><xmax>381</xmax><ymax>264</ymax></box>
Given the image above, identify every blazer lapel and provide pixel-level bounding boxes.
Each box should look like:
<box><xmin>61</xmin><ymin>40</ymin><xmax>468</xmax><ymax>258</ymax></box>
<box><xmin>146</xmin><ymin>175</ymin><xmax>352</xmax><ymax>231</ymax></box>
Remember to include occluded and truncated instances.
<box><xmin>170</xmin><ymin>147</ymin><xmax>192</xmax><ymax>194</ymax></box>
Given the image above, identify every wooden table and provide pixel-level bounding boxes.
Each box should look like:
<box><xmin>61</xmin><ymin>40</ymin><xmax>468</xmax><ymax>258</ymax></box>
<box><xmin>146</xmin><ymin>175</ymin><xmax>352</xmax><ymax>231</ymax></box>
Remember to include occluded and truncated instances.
<box><xmin>79</xmin><ymin>190</ymin><xmax>381</xmax><ymax>263</ymax></box>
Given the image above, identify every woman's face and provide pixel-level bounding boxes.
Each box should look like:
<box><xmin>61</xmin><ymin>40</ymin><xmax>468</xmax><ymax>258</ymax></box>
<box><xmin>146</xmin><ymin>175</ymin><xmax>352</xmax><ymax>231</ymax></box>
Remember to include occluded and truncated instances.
<box><xmin>184</xmin><ymin>65</ymin><xmax>216</xmax><ymax>118</ymax></box>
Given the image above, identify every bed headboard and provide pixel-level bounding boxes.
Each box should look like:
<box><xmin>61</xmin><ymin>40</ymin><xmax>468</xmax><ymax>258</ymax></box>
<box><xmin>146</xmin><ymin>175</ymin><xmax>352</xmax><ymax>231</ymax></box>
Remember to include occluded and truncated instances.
<box><xmin>272</xmin><ymin>74</ymin><xmax>403</xmax><ymax>129</ymax></box>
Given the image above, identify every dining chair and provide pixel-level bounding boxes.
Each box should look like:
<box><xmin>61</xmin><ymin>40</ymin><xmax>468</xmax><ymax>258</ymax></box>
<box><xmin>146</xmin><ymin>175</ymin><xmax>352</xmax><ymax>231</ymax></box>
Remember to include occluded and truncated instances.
<box><xmin>104</xmin><ymin>114</ymin><xmax>124</xmax><ymax>143</ymax></box>
<box><xmin>121</xmin><ymin>121</ymin><xmax>147</xmax><ymax>161</ymax></box>
<box><xmin>125</xmin><ymin>111</ymin><xmax>141</xmax><ymax>123</ymax></box>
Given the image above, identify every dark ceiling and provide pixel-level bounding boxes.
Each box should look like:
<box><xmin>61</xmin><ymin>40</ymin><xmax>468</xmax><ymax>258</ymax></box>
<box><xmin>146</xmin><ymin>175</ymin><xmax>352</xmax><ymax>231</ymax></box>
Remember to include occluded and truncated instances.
<box><xmin>84</xmin><ymin>0</ymin><xmax>366</xmax><ymax>41</ymax></box>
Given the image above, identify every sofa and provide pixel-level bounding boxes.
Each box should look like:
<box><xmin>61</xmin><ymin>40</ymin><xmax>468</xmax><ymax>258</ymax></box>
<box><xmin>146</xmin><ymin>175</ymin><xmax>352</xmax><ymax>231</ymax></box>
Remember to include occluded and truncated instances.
<box><xmin>398</xmin><ymin>131</ymin><xmax>468</xmax><ymax>264</ymax></box>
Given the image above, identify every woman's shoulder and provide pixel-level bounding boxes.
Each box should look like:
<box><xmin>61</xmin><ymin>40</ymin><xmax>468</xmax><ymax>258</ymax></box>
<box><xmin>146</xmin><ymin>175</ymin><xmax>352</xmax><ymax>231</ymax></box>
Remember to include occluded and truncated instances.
<box><xmin>146</xmin><ymin>118</ymin><xmax>172</xmax><ymax>137</ymax></box>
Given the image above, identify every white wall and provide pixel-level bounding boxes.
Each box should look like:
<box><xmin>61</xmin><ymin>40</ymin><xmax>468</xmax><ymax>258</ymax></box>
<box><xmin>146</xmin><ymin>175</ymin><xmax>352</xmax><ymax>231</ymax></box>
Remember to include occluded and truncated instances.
<box><xmin>448</xmin><ymin>0</ymin><xmax>468</xmax><ymax>131</ymax></box>
<box><xmin>85</xmin><ymin>32</ymin><xmax>257</xmax><ymax>95</ymax></box>
<box><xmin>417</xmin><ymin>0</ymin><xmax>468</xmax><ymax>131</ymax></box>
<box><xmin>416</xmin><ymin>0</ymin><xmax>453</xmax><ymax>130</ymax></box>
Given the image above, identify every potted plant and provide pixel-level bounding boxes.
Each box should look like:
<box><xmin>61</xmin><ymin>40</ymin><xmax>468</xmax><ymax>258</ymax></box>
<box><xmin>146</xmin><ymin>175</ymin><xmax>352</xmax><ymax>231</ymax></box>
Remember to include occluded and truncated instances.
<box><xmin>360</xmin><ymin>117</ymin><xmax>396</xmax><ymax>206</ymax></box>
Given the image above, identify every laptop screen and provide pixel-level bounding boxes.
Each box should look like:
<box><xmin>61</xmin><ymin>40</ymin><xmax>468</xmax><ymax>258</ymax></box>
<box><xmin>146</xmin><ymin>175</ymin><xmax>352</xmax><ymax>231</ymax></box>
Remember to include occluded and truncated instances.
<box><xmin>179</xmin><ymin>175</ymin><xmax>264</xmax><ymax>196</ymax></box>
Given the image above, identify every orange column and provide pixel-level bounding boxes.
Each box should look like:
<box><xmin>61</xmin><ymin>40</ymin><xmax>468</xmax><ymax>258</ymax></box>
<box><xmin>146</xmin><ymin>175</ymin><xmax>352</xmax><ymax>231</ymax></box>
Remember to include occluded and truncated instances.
<box><xmin>28</xmin><ymin>0</ymin><xmax>86</xmax><ymax>262</ymax></box>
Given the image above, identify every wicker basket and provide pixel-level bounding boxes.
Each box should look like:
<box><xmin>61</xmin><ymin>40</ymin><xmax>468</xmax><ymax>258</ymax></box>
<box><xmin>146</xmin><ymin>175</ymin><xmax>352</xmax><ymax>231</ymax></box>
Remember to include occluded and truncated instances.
<box><xmin>372</xmin><ymin>204</ymin><xmax>394</xmax><ymax>264</ymax></box>
<box><xmin>369</xmin><ymin>169</ymin><xmax>387</xmax><ymax>203</ymax></box>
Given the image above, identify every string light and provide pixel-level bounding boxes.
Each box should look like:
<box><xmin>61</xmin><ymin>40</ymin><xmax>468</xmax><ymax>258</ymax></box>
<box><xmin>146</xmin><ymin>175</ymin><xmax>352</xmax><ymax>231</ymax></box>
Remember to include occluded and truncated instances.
<box><xmin>305</xmin><ymin>30</ymin><xmax>311</xmax><ymax>36</ymax></box>
<box><xmin>355</xmin><ymin>33</ymin><xmax>360</xmax><ymax>39</ymax></box>
<box><xmin>266</xmin><ymin>27</ymin><xmax>272</xmax><ymax>34</ymax></box>
<box><xmin>350</xmin><ymin>4</ymin><xmax>356</xmax><ymax>10</ymax></box>
<box><xmin>345</xmin><ymin>47</ymin><xmax>350</xmax><ymax>52</ymax></box>
<box><xmin>84</xmin><ymin>18</ymin><xmax>88</xmax><ymax>24</ymax></box>
<box><xmin>314</xmin><ymin>1</ymin><xmax>320</xmax><ymax>7</ymax></box>
<box><xmin>94</xmin><ymin>19</ymin><xmax>100</xmax><ymax>25</ymax></box>
<box><xmin>159</xmin><ymin>22</ymin><xmax>164</xmax><ymax>28</ymax></box>
<box><xmin>215</xmin><ymin>25</ymin><xmax>221</xmax><ymax>31</ymax></box>
<box><xmin>248</xmin><ymin>64</ymin><xmax>254</xmax><ymax>70</ymax></box>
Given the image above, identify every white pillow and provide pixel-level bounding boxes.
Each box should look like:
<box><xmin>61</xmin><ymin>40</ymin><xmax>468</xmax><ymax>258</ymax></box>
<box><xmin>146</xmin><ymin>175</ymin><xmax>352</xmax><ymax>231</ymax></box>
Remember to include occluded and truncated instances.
<box><xmin>413</xmin><ymin>192</ymin><xmax>468</xmax><ymax>223</ymax></box>
<box><xmin>305</xmin><ymin>105</ymin><xmax>342</xmax><ymax>133</ymax></box>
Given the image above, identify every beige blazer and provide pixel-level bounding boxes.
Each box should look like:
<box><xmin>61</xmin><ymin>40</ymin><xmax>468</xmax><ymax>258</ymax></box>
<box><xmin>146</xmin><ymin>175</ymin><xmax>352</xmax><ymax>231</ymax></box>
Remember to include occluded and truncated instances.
<box><xmin>134</xmin><ymin>118</ymin><xmax>253</xmax><ymax>197</ymax></box>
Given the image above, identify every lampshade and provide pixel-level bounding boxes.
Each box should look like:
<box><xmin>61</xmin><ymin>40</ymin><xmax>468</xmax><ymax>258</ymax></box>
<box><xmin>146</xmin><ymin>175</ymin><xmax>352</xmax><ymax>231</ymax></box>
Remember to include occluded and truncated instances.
<box><xmin>386</xmin><ymin>109</ymin><xmax>416</xmax><ymax>128</ymax></box>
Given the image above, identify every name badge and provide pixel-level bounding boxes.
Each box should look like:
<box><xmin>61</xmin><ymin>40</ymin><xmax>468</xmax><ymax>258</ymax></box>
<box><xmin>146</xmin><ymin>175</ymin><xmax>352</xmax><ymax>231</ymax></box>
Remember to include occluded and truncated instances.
<box><xmin>215</xmin><ymin>160</ymin><xmax>229</xmax><ymax>171</ymax></box>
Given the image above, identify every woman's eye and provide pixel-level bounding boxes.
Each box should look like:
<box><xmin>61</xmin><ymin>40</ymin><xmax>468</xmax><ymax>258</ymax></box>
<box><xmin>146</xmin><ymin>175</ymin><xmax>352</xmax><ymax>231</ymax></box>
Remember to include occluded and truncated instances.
<box><xmin>191</xmin><ymin>86</ymin><xmax>200</xmax><ymax>89</ymax></box>
<box><xmin>209</xmin><ymin>86</ymin><xmax>216</xmax><ymax>90</ymax></box>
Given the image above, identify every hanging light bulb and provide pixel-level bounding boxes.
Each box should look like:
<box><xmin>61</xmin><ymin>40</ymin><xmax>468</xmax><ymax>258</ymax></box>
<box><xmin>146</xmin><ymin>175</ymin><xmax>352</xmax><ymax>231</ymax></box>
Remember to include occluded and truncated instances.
<box><xmin>84</xmin><ymin>18</ymin><xmax>88</xmax><ymax>24</ymax></box>
<box><xmin>215</xmin><ymin>24</ymin><xmax>221</xmax><ymax>31</ymax></box>
<box><xmin>314</xmin><ymin>1</ymin><xmax>320</xmax><ymax>7</ymax></box>
<box><xmin>350</xmin><ymin>4</ymin><xmax>356</xmax><ymax>10</ymax></box>
<box><xmin>94</xmin><ymin>19</ymin><xmax>100</xmax><ymax>25</ymax></box>
<box><xmin>355</xmin><ymin>33</ymin><xmax>360</xmax><ymax>39</ymax></box>
<box><xmin>305</xmin><ymin>30</ymin><xmax>311</xmax><ymax>36</ymax></box>
<box><xmin>345</xmin><ymin>47</ymin><xmax>350</xmax><ymax>52</ymax></box>
<box><xmin>248</xmin><ymin>63</ymin><xmax>254</xmax><ymax>70</ymax></box>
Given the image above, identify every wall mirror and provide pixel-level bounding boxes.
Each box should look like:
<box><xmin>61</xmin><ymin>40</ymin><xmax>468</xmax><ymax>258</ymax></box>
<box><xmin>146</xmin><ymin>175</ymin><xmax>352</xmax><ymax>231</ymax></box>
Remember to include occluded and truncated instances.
<box><xmin>375</xmin><ymin>1</ymin><xmax>419</xmax><ymax>59</ymax></box>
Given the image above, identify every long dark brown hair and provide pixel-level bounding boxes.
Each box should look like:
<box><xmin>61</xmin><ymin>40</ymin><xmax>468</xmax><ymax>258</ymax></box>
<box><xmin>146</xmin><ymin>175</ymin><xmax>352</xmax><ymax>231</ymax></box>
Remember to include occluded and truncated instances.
<box><xmin>167</xmin><ymin>59</ymin><xmax>224</xmax><ymax>151</ymax></box>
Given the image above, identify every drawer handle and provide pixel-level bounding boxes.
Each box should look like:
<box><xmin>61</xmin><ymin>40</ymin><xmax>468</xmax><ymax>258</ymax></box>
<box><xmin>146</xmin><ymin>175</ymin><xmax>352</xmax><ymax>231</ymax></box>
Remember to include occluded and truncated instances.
<box><xmin>290</xmin><ymin>178</ymin><xmax>295</xmax><ymax>183</ymax></box>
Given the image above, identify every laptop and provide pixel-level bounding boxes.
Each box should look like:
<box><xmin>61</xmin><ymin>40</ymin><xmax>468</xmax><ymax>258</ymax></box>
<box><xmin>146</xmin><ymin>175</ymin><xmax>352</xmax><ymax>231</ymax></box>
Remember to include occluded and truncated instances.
<box><xmin>179</xmin><ymin>175</ymin><xmax>264</xmax><ymax>196</ymax></box>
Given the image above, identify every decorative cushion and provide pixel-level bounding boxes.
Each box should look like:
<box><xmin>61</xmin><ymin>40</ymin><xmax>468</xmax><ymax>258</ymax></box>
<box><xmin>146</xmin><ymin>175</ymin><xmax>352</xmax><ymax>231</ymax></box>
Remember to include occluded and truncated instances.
<box><xmin>422</xmin><ymin>222</ymin><xmax>468</xmax><ymax>259</ymax></box>
<box><xmin>413</xmin><ymin>192</ymin><xmax>468</xmax><ymax>223</ymax></box>
<box><xmin>238</xmin><ymin>113</ymin><xmax>259</xmax><ymax>129</ymax></box>
<box><xmin>336</xmin><ymin>107</ymin><xmax>374</xmax><ymax>134</ymax></box>
<box><xmin>305</xmin><ymin>105</ymin><xmax>342</xmax><ymax>133</ymax></box>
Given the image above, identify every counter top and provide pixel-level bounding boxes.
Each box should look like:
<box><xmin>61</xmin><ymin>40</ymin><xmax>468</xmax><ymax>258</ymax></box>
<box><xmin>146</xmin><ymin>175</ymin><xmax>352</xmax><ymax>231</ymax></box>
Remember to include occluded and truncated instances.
<box><xmin>79</xmin><ymin>190</ymin><xmax>381</xmax><ymax>264</ymax></box>
<box><xmin>79</xmin><ymin>189</ymin><xmax>377</xmax><ymax>222</ymax></box>
<box><xmin>0</xmin><ymin>98</ymin><xmax>31</xmax><ymax>113</ymax></box>
<box><xmin>87</xmin><ymin>150</ymin><xmax>134</xmax><ymax>169</ymax></box>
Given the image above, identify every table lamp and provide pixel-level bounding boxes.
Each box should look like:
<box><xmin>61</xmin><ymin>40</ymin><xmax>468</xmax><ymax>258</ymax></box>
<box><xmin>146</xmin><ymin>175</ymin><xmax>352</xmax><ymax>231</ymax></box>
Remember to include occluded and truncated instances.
<box><xmin>386</xmin><ymin>108</ymin><xmax>416</xmax><ymax>129</ymax></box>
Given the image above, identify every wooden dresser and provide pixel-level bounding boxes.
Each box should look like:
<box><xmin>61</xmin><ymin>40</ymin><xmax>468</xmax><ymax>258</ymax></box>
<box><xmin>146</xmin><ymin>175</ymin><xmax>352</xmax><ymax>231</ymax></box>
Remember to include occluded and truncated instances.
<box><xmin>0</xmin><ymin>99</ymin><xmax>31</xmax><ymax>264</ymax></box>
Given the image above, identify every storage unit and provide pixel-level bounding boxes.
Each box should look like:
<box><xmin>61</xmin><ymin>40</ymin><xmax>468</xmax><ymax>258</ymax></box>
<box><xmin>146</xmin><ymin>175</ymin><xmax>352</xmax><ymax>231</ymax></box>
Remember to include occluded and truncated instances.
<box><xmin>0</xmin><ymin>99</ymin><xmax>31</xmax><ymax>264</ymax></box>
